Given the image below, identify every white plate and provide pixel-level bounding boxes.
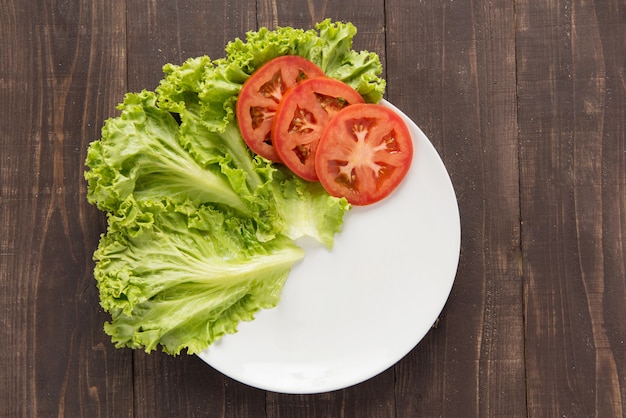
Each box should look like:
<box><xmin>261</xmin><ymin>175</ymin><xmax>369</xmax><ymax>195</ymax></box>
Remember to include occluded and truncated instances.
<box><xmin>197</xmin><ymin>101</ymin><xmax>460</xmax><ymax>394</ymax></box>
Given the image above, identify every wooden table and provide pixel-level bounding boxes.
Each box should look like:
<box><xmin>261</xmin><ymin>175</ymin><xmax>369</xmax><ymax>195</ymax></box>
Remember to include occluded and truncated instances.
<box><xmin>2</xmin><ymin>0</ymin><xmax>624</xmax><ymax>416</ymax></box>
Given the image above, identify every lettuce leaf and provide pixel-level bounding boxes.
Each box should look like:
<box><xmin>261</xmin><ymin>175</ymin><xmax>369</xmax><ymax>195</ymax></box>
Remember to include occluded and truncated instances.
<box><xmin>85</xmin><ymin>20</ymin><xmax>384</xmax><ymax>354</ymax></box>
<box><xmin>270</xmin><ymin>166</ymin><xmax>350</xmax><ymax>248</ymax></box>
<box><xmin>306</xmin><ymin>20</ymin><xmax>386</xmax><ymax>103</ymax></box>
<box><xmin>155</xmin><ymin>19</ymin><xmax>385</xmax><ymax>133</ymax></box>
<box><xmin>85</xmin><ymin>90</ymin><xmax>271</xmax><ymax>219</ymax></box>
<box><xmin>96</xmin><ymin>198</ymin><xmax>304</xmax><ymax>355</ymax></box>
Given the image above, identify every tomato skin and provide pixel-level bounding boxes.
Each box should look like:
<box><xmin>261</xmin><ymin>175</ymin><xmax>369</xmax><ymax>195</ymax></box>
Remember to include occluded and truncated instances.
<box><xmin>315</xmin><ymin>103</ymin><xmax>414</xmax><ymax>205</ymax></box>
<box><xmin>236</xmin><ymin>56</ymin><xmax>325</xmax><ymax>162</ymax></box>
<box><xmin>272</xmin><ymin>77</ymin><xmax>365</xmax><ymax>181</ymax></box>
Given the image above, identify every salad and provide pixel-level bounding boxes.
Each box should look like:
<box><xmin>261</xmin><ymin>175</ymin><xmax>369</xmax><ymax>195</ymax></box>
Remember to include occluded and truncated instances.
<box><xmin>85</xmin><ymin>19</ymin><xmax>412</xmax><ymax>355</ymax></box>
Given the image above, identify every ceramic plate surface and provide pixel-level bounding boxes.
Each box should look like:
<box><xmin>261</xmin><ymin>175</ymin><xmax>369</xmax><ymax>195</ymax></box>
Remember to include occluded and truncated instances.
<box><xmin>197</xmin><ymin>101</ymin><xmax>460</xmax><ymax>394</ymax></box>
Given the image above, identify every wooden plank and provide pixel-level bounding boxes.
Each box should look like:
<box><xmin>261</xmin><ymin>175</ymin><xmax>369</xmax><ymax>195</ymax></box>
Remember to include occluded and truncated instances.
<box><xmin>266</xmin><ymin>374</ymin><xmax>394</xmax><ymax>418</ymax></box>
<box><xmin>517</xmin><ymin>0</ymin><xmax>626</xmax><ymax>416</ymax></box>
<box><xmin>127</xmin><ymin>0</ymin><xmax>256</xmax><ymax>92</ymax></box>
<box><xmin>254</xmin><ymin>1</ymin><xmax>395</xmax><ymax>416</ymax></box>
<box><xmin>256</xmin><ymin>0</ymin><xmax>386</xmax><ymax>70</ymax></box>
<box><xmin>132</xmin><ymin>352</ymin><xmax>257</xmax><ymax>418</ymax></box>
<box><xmin>124</xmin><ymin>1</ymin><xmax>268</xmax><ymax>417</ymax></box>
<box><xmin>386</xmin><ymin>1</ymin><xmax>526</xmax><ymax>416</ymax></box>
<box><xmin>128</xmin><ymin>0</ymin><xmax>256</xmax><ymax>90</ymax></box>
<box><xmin>0</xmin><ymin>0</ymin><xmax>132</xmax><ymax>416</ymax></box>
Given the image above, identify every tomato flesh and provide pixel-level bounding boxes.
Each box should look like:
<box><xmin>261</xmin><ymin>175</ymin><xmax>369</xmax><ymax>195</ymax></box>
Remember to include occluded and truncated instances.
<box><xmin>315</xmin><ymin>103</ymin><xmax>414</xmax><ymax>205</ymax></box>
<box><xmin>236</xmin><ymin>56</ymin><xmax>325</xmax><ymax>162</ymax></box>
<box><xmin>272</xmin><ymin>77</ymin><xmax>365</xmax><ymax>181</ymax></box>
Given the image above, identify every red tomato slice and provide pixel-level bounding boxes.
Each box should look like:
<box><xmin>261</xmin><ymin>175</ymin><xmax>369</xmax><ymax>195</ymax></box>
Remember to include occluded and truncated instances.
<box><xmin>236</xmin><ymin>55</ymin><xmax>325</xmax><ymax>162</ymax></box>
<box><xmin>315</xmin><ymin>103</ymin><xmax>414</xmax><ymax>205</ymax></box>
<box><xmin>272</xmin><ymin>77</ymin><xmax>365</xmax><ymax>181</ymax></box>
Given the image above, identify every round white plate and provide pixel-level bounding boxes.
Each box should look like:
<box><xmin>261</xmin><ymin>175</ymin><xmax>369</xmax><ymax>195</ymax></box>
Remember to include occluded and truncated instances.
<box><xmin>197</xmin><ymin>101</ymin><xmax>461</xmax><ymax>394</ymax></box>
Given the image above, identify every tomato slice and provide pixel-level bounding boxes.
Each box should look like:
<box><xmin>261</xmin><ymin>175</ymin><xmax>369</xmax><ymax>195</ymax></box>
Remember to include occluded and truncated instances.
<box><xmin>236</xmin><ymin>55</ymin><xmax>325</xmax><ymax>162</ymax></box>
<box><xmin>315</xmin><ymin>103</ymin><xmax>414</xmax><ymax>205</ymax></box>
<box><xmin>272</xmin><ymin>77</ymin><xmax>365</xmax><ymax>181</ymax></box>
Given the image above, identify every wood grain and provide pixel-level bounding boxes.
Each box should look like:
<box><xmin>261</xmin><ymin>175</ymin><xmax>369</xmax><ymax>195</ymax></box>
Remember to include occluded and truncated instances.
<box><xmin>0</xmin><ymin>0</ymin><xmax>132</xmax><ymax>416</ymax></box>
<box><xmin>386</xmin><ymin>1</ymin><xmax>526</xmax><ymax>416</ymax></box>
<box><xmin>517</xmin><ymin>0</ymin><xmax>626</xmax><ymax>416</ymax></box>
<box><xmin>126</xmin><ymin>0</ymin><xmax>256</xmax><ymax>92</ymax></box>
<box><xmin>123</xmin><ymin>1</ymin><xmax>265</xmax><ymax>417</ymax></box>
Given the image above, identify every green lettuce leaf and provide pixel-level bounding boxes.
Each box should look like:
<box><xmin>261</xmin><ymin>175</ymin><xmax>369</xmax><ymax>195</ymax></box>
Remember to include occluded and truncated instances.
<box><xmin>155</xmin><ymin>19</ymin><xmax>386</xmax><ymax>133</ymax></box>
<box><xmin>85</xmin><ymin>90</ymin><xmax>271</xmax><ymax>220</ymax></box>
<box><xmin>270</xmin><ymin>167</ymin><xmax>350</xmax><ymax>248</ymax></box>
<box><xmin>95</xmin><ymin>197</ymin><xmax>304</xmax><ymax>355</ymax></box>
<box><xmin>307</xmin><ymin>19</ymin><xmax>386</xmax><ymax>103</ymax></box>
<box><xmin>84</xmin><ymin>20</ymin><xmax>383</xmax><ymax>355</ymax></box>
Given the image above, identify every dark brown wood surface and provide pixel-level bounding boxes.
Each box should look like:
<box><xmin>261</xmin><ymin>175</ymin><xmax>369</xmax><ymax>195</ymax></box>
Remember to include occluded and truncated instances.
<box><xmin>1</xmin><ymin>0</ymin><xmax>624</xmax><ymax>416</ymax></box>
